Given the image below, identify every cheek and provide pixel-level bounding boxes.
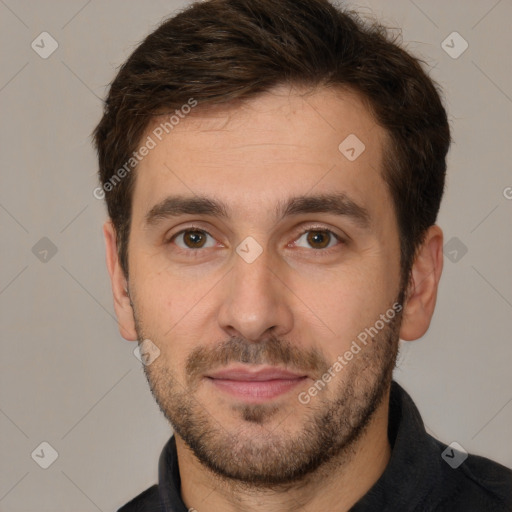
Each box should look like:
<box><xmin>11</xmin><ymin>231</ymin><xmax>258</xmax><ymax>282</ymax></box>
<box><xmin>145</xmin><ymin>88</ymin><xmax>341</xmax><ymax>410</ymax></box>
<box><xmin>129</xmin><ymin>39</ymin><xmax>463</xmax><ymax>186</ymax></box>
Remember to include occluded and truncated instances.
<box><xmin>130</xmin><ymin>262</ymin><xmax>217</xmax><ymax>361</ymax></box>
<box><xmin>131</xmin><ymin>247</ymin><xmax>204</xmax><ymax>316</ymax></box>
<box><xmin>291</xmin><ymin>263</ymin><xmax>394</xmax><ymax>358</ymax></box>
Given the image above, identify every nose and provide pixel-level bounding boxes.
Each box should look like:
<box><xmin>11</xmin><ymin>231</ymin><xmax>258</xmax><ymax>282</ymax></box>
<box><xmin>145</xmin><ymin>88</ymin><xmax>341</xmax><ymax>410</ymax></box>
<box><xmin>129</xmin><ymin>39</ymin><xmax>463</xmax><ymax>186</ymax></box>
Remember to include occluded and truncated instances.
<box><xmin>217</xmin><ymin>248</ymin><xmax>294</xmax><ymax>342</ymax></box>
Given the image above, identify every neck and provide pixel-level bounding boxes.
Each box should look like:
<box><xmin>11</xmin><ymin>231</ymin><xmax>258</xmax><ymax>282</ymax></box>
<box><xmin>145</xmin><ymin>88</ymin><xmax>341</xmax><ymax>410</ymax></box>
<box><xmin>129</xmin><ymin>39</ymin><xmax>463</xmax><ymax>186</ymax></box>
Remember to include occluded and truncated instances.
<box><xmin>176</xmin><ymin>387</ymin><xmax>392</xmax><ymax>512</ymax></box>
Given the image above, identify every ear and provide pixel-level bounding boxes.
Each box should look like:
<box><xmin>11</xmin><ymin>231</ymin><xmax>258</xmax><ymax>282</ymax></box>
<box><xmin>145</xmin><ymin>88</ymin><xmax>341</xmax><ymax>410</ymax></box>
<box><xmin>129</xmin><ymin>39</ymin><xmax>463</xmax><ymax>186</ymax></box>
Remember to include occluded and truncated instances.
<box><xmin>103</xmin><ymin>220</ymin><xmax>138</xmax><ymax>341</ymax></box>
<box><xmin>399</xmin><ymin>225</ymin><xmax>444</xmax><ymax>341</ymax></box>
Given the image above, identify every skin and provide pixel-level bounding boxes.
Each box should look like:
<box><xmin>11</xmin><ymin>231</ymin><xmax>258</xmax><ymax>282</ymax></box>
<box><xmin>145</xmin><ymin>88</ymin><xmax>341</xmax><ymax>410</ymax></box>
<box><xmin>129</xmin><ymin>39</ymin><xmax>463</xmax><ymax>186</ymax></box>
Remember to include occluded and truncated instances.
<box><xmin>103</xmin><ymin>84</ymin><xmax>443</xmax><ymax>512</ymax></box>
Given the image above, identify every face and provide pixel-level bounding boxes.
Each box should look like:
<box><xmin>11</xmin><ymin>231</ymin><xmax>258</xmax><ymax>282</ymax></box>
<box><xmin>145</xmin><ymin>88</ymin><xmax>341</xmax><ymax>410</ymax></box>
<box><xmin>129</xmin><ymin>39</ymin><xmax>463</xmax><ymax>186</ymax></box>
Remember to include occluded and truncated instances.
<box><xmin>124</xmin><ymin>85</ymin><xmax>405</xmax><ymax>485</ymax></box>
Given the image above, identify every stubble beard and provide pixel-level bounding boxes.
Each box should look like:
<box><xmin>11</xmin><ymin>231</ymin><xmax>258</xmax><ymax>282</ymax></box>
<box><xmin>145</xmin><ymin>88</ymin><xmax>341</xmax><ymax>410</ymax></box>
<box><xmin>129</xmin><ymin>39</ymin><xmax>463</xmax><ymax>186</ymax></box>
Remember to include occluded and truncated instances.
<box><xmin>135</xmin><ymin>301</ymin><xmax>402</xmax><ymax>489</ymax></box>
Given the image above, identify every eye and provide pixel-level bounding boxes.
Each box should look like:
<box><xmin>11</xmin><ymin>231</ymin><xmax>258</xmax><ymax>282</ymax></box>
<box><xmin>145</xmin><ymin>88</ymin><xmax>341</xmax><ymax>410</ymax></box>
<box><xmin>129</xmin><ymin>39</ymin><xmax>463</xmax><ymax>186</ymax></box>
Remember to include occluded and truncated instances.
<box><xmin>293</xmin><ymin>228</ymin><xmax>343</xmax><ymax>251</ymax></box>
<box><xmin>166</xmin><ymin>226</ymin><xmax>345</xmax><ymax>257</ymax></box>
<box><xmin>170</xmin><ymin>228</ymin><xmax>217</xmax><ymax>251</ymax></box>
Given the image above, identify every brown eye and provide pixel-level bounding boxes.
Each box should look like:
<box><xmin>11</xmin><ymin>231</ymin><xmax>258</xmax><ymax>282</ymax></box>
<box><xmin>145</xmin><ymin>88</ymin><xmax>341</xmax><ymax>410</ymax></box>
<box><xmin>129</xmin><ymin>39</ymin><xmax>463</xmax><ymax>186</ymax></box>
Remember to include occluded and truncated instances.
<box><xmin>172</xmin><ymin>229</ymin><xmax>216</xmax><ymax>250</ymax></box>
<box><xmin>307</xmin><ymin>231</ymin><xmax>331</xmax><ymax>249</ymax></box>
<box><xmin>295</xmin><ymin>229</ymin><xmax>341</xmax><ymax>250</ymax></box>
<box><xmin>184</xmin><ymin>230</ymin><xmax>206</xmax><ymax>248</ymax></box>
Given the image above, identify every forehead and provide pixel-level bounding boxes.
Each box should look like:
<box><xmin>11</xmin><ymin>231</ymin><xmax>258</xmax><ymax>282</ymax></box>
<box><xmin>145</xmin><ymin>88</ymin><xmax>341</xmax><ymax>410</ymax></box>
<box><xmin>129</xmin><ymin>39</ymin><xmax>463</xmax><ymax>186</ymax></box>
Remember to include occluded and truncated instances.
<box><xmin>131</xmin><ymin>85</ymin><xmax>392</xmax><ymax>229</ymax></box>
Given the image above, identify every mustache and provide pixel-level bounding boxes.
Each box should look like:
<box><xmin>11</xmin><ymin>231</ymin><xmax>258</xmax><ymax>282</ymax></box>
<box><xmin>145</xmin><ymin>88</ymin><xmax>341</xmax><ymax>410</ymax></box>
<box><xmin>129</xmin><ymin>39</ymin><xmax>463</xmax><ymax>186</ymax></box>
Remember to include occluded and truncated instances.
<box><xmin>185</xmin><ymin>335</ymin><xmax>330</xmax><ymax>382</ymax></box>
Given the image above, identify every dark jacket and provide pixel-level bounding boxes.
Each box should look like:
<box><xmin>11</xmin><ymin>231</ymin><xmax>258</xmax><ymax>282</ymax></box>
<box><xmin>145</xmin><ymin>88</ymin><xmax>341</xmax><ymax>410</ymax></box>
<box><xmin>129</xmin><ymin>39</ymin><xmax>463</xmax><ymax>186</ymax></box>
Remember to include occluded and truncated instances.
<box><xmin>118</xmin><ymin>381</ymin><xmax>512</xmax><ymax>511</ymax></box>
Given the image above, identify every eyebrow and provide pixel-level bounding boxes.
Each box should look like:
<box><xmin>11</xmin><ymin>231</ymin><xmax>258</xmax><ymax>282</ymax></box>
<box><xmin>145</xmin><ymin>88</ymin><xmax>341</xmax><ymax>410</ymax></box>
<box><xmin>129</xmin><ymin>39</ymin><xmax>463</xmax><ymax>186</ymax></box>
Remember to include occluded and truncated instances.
<box><xmin>144</xmin><ymin>192</ymin><xmax>370</xmax><ymax>229</ymax></box>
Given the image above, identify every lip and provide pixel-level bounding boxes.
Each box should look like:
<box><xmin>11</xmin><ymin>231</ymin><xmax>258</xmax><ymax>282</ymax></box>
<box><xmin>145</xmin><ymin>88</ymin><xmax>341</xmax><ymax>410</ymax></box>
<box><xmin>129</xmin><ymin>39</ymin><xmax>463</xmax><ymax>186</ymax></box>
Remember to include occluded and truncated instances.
<box><xmin>205</xmin><ymin>365</ymin><xmax>308</xmax><ymax>403</ymax></box>
<box><xmin>207</xmin><ymin>365</ymin><xmax>307</xmax><ymax>381</ymax></box>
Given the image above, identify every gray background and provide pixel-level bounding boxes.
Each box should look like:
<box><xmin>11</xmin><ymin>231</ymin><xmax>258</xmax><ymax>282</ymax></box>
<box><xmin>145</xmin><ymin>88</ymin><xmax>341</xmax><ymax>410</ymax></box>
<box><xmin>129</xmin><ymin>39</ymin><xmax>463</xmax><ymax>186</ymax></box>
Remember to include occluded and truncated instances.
<box><xmin>1</xmin><ymin>0</ymin><xmax>511</xmax><ymax>510</ymax></box>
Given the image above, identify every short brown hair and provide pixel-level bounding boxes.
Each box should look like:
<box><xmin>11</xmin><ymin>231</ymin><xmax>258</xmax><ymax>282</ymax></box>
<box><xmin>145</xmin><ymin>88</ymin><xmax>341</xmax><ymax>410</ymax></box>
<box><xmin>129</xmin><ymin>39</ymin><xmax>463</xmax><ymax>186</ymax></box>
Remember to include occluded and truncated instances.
<box><xmin>93</xmin><ymin>0</ymin><xmax>451</xmax><ymax>285</ymax></box>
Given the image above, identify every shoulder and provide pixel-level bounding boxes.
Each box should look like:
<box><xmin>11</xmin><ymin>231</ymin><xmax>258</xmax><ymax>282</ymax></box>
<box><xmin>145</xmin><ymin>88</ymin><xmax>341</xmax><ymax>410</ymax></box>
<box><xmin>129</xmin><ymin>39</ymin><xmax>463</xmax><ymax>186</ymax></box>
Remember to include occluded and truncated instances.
<box><xmin>116</xmin><ymin>484</ymin><xmax>162</xmax><ymax>512</ymax></box>
<box><xmin>428</xmin><ymin>437</ymin><xmax>512</xmax><ymax>511</ymax></box>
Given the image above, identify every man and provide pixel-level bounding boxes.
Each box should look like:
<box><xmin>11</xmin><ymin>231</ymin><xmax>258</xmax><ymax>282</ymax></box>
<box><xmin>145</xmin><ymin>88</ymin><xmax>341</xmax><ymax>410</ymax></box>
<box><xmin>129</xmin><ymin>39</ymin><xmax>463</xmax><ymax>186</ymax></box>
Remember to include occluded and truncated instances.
<box><xmin>93</xmin><ymin>0</ymin><xmax>512</xmax><ymax>510</ymax></box>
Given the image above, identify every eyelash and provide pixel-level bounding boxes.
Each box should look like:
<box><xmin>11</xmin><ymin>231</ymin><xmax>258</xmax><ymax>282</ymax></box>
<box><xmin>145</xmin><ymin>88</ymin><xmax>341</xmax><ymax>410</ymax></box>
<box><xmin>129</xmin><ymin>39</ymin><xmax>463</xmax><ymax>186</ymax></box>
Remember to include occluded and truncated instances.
<box><xmin>166</xmin><ymin>225</ymin><xmax>346</xmax><ymax>257</ymax></box>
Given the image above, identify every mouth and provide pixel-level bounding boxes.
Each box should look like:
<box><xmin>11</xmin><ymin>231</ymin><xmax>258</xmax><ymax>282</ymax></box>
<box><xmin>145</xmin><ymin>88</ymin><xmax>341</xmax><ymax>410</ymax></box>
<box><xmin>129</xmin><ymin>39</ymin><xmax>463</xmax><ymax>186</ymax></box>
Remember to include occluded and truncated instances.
<box><xmin>205</xmin><ymin>365</ymin><xmax>309</xmax><ymax>403</ymax></box>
